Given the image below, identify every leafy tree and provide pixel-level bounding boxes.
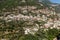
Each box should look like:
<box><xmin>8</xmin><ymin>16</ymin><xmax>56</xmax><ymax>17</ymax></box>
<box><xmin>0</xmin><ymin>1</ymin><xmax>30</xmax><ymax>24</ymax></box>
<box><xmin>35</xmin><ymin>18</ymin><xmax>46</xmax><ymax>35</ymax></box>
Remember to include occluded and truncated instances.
<box><xmin>19</xmin><ymin>34</ymin><xmax>38</xmax><ymax>40</ymax></box>
<box><xmin>25</xmin><ymin>0</ymin><xmax>39</xmax><ymax>6</ymax></box>
<box><xmin>0</xmin><ymin>0</ymin><xmax>19</xmax><ymax>10</ymax></box>
<box><xmin>46</xmin><ymin>28</ymin><xmax>60</xmax><ymax>40</ymax></box>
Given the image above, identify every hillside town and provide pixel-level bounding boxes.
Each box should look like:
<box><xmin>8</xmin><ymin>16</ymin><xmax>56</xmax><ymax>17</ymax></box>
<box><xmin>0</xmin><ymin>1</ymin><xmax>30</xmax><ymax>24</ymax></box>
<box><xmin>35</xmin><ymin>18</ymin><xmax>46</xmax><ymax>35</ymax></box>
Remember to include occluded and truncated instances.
<box><xmin>0</xmin><ymin>0</ymin><xmax>60</xmax><ymax>40</ymax></box>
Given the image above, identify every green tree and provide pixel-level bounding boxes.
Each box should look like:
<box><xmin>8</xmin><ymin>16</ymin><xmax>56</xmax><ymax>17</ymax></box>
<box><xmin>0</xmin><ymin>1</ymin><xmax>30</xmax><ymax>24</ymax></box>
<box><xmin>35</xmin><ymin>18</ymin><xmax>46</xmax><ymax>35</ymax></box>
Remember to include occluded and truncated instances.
<box><xmin>19</xmin><ymin>34</ymin><xmax>38</xmax><ymax>40</ymax></box>
<box><xmin>0</xmin><ymin>0</ymin><xmax>19</xmax><ymax>11</ymax></box>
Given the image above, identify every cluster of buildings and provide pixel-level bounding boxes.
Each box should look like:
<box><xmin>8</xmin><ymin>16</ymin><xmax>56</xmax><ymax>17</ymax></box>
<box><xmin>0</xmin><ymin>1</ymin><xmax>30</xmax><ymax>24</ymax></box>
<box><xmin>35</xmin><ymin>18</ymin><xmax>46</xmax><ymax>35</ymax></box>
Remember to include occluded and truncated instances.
<box><xmin>0</xmin><ymin>1</ymin><xmax>60</xmax><ymax>40</ymax></box>
<box><xmin>0</xmin><ymin>5</ymin><xmax>60</xmax><ymax>35</ymax></box>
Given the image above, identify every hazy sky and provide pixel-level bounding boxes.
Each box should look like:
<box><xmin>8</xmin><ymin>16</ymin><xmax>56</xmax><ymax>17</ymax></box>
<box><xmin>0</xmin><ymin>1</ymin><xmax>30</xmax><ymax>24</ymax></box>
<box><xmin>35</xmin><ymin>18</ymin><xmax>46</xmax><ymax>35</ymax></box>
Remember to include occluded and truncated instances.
<box><xmin>50</xmin><ymin>0</ymin><xmax>60</xmax><ymax>4</ymax></box>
